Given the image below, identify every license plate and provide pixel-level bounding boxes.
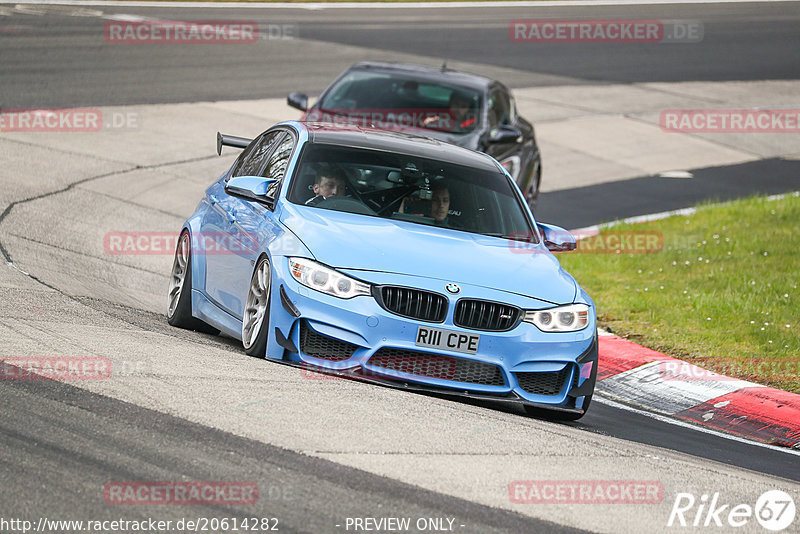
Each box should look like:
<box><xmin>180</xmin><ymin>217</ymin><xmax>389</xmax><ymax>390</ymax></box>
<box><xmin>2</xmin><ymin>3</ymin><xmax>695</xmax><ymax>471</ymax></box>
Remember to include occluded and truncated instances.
<box><xmin>415</xmin><ymin>326</ymin><xmax>480</xmax><ymax>355</ymax></box>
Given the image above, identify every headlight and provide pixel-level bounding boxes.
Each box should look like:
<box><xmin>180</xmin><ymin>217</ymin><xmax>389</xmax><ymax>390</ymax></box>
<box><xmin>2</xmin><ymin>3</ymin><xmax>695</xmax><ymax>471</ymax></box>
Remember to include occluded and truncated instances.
<box><xmin>523</xmin><ymin>304</ymin><xmax>590</xmax><ymax>332</ymax></box>
<box><xmin>288</xmin><ymin>257</ymin><xmax>371</xmax><ymax>299</ymax></box>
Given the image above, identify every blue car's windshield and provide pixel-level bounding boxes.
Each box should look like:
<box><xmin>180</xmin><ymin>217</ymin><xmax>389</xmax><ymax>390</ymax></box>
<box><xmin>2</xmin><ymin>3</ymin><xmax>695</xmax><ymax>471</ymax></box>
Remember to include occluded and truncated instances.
<box><xmin>312</xmin><ymin>70</ymin><xmax>482</xmax><ymax>135</ymax></box>
<box><xmin>288</xmin><ymin>143</ymin><xmax>537</xmax><ymax>243</ymax></box>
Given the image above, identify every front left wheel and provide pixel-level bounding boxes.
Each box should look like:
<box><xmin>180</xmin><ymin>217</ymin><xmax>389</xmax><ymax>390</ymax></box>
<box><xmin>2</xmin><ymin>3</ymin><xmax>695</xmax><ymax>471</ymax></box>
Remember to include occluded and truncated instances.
<box><xmin>242</xmin><ymin>255</ymin><xmax>271</xmax><ymax>357</ymax></box>
<box><xmin>167</xmin><ymin>230</ymin><xmax>219</xmax><ymax>335</ymax></box>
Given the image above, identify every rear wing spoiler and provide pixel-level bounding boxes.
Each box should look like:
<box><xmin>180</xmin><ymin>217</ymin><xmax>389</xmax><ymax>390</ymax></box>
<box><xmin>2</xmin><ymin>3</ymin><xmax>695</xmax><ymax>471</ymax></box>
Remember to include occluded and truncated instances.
<box><xmin>216</xmin><ymin>132</ymin><xmax>252</xmax><ymax>155</ymax></box>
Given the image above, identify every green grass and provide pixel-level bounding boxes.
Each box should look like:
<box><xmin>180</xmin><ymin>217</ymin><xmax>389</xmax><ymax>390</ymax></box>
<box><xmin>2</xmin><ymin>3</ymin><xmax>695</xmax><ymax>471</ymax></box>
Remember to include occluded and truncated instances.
<box><xmin>558</xmin><ymin>193</ymin><xmax>800</xmax><ymax>394</ymax></box>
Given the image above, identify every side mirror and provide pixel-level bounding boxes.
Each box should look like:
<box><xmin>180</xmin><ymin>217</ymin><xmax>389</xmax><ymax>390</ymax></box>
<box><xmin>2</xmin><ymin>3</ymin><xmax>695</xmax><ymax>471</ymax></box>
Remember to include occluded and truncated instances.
<box><xmin>538</xmin><ymin>223</ymin><xmax>576</xmax><ymax>252</ymax></box>
<box><xmin>287</xmin><ymin>92</ymin><xmax>308</xmax><ymax>112</ymax></box>
<box><xmin>225</xmin><ymin>176</ymin><xmax>279</xmax><ymax>208</ymax></box>
<box><xmin>487</xmin><ymin>125</ymin><xmax>522</xmax><ymax>144</ymax></box>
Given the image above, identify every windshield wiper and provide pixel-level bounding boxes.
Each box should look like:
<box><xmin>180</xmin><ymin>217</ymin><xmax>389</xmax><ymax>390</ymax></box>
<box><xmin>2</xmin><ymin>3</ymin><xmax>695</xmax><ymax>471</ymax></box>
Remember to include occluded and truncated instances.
<box><xmin>479</xmin><ymin>232</ymin><xmax>538</xmax><ymax>243</ymax></box>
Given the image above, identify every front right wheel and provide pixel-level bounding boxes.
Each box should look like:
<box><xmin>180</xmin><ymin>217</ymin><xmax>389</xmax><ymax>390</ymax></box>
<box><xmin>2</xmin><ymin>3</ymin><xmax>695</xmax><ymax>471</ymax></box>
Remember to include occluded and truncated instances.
<box><xmin>242</xmin><ymin>255</ymin><xmax>272</xmax><ymax>357</ymax></box>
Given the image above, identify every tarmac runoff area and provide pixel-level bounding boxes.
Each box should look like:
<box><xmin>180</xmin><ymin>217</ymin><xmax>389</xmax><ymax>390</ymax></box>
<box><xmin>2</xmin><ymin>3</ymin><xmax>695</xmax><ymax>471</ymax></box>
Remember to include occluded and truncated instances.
<box><xmin>1</xmin><ymin>79</ymin><xmax>800</xmax><ymax>533</ymax></box>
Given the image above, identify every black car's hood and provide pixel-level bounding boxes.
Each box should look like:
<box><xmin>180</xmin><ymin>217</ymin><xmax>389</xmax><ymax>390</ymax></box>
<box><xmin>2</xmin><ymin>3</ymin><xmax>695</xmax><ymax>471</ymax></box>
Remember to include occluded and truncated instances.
<box><xmin>305</xmin><ymin>108</ymin><xmax>481</xmax><ymax>150</ymax></box>
<box><xmin>414</xmin><ymin>129</ymin><xmax>478</xmax><ymax>149</ymax></box>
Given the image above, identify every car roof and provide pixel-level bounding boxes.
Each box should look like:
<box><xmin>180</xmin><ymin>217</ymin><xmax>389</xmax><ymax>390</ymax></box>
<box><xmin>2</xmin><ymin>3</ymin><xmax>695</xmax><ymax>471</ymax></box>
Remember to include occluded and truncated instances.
<box><xmin>346</xmin><ymin>61</ymin><xmax>495</xmax><ymax>92</ymax></box>
<box><xmin>300</xmin><ymin>122</ymin><xmax>501</xmax><ymax>172</ymax></box>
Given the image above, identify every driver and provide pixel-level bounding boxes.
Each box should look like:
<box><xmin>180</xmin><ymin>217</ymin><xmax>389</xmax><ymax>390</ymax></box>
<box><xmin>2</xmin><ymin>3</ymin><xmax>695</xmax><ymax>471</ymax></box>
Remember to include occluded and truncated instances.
<box><xmin>306</xmin><ymin>165</ymin><xmax>346</xmax><ymax>206</ymax></box>
<box><xmin>400</xmin><ymin>183</ymin><xmax>457</xmax><ymax>227</ymax></box>
<box><xmin>423</xmin><ymin>90</ymin><xmax>477</xmax><ymax>132</ymax></box>
<box><xmin>447</xmin><ymin>91</ymin><xmax>476</xmax><ymax>131</ymax></box>
<box><xmin>430</xmin><ymin>183</ymin><xmax>460</xmax><ymax>227</ymax></box>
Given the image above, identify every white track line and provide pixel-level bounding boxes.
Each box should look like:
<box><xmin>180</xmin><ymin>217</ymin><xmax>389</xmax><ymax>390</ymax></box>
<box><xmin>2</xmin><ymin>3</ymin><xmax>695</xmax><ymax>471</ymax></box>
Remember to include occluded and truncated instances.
<box><xmin>571</xmin><ymin>207</ymin><xmax>696</xmax><ymax>235</ymax></box>
<box><xmin>4</xmin><ymin>0</ymin><xmax>800</xmax><ymax>8</ymax></box>
<box><xmin>594</xmin><ymin>395</ymin><xmax>800</xmax><ymax>457</ymax></box>
<box><xmin>101</xmin><ymin>13</ymin><xmax>153</xmax><ymax>21</ymax></box>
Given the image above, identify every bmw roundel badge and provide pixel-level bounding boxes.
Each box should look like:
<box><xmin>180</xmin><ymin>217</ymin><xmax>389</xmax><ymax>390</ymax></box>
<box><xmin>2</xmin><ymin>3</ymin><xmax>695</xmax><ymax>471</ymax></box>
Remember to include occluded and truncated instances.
<box><xmin>445</xmin><ymin>283</ymin><xmax>460</xmax><ymax>294</ymax></box>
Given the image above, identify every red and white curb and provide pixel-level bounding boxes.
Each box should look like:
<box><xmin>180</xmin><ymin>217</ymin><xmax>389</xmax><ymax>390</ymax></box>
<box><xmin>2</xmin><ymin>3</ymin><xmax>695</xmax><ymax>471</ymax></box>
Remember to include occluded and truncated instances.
<box><xmin>595</xmin><ymin>329</ymin><xmax>800</xmax><ymax>449</ymax></box>
<box><xmin>569</xmin><ymin>194</ymin><xmax>800</xmax><ymax>448</ymax></box>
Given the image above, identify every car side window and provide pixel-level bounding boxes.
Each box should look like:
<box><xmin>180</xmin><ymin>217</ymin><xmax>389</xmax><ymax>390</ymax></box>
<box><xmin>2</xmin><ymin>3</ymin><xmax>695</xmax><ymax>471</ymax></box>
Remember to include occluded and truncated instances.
<box><xmin>507</xmin><ymin>94</ymin><xmax>517</xmax><ymax>123</ymax></box>
<box><xmin>228</xmin><ymin>142</ymin><xmax>256</xmax><ymax>179</ymax></box>
<box><xmin>488</xmin><ymin>89</ymin><xmax>512</xmax><ymax>129</ymax></box>
<box><xmin>263</xmin><ymin>134</ymin><xmax>294</xmax><ymax>180</ymax></box>
<box><xmin>232</xmin><ymin>131</ymin><xmax>283</xmax><ymax>178</ymax></box>
<box><xmin>262</xmin><ymin>134</ymin><xmax>296</xmax><ymax>199</ymax></box>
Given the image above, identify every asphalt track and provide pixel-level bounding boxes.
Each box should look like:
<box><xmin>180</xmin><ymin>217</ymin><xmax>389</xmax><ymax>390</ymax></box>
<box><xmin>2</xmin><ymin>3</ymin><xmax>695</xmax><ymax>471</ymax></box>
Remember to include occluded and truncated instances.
<box><xmin>2</xmin><ymin>2</ymin><xmax>800</xmax><ymax>107</ymax></box>
<box><xmin>537</xmin><ymin>157</ymin><xmax>800</xmax><ymax>229</ymax></box>
<box><xmin>1</xmin><ymin>2</ymin><xmax>800</xmax><ymax>533</ymax></box>
<box><xmin>0</xmin><ymin>365</ymin><xmax>582</xmax><ymax>534</ymax></box>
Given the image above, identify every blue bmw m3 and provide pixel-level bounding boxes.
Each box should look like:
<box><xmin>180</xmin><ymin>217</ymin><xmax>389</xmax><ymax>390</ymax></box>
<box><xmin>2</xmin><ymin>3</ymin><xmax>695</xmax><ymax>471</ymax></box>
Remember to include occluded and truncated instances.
<box><xmin>167</xmin><ymin>121</ymin><xmax>597</xmax><ymax>420</ymax></box>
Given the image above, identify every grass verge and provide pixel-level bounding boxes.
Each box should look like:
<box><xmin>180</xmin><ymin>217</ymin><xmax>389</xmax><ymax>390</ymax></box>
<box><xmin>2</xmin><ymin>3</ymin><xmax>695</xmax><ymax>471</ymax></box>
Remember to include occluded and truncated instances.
<box><xmin>558</xmin><ymin>192</ymin><xmax>800</xmax><ymax>394</ymax></box>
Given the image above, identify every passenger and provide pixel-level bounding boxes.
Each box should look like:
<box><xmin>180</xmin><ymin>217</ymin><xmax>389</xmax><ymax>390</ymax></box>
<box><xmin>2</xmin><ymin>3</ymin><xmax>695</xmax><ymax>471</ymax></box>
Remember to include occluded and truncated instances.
<box><xmin>306</xmin><ymin>165</ymin><xmax>346</xmax><ymax>206</ymax></box>
<box><xmin>398</xmin><ymin>183</ymin><xmax>459</xmax><ymax>228</ymax></box>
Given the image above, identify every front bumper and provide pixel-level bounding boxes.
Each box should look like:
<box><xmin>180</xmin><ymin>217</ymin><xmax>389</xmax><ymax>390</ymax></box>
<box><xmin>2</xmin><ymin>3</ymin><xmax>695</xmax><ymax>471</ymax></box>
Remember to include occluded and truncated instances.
<box><xmin>272</xmin><ymin>264</ymin><xmax>597</xmax><ymax>411</ymax></box>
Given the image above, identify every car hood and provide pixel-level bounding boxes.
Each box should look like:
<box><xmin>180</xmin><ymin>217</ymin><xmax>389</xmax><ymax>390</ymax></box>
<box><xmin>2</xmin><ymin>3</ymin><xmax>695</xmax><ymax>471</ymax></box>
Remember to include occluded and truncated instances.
<box><xmin>410</xmin><ymin>129</ymin><xmax>475</xmax><ymax>148</ymax></box>
<box><xmin>304</xmin><ymin>108</ymin><xmax>478</xmax><ymax>149</ymax></box>
<box><xmin>280</xmin><ymin>206</ymin><xmax>577</xmax><ymax>305</ymax></box>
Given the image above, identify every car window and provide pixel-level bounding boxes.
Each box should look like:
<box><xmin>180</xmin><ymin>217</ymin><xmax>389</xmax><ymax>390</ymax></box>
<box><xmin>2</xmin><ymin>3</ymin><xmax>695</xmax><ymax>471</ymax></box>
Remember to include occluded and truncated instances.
<box><xmin>287</xmin><ymin>143</ymin><xmax>537</xmax><ymax>243</ymax></box>
<box><xmin>233</xmin><ymin>131</ymin><xmax>283</xmax><ymax>178</ymax></box>
<box><xmin>507</xmin><ymin>93</ymin><xmax>518</xmax><ymax>123</ymax></box>
<box><xmin>262</xmin><ymin>134</ymin><xmax>295</xmax><ymax>199</ymax></box>
<box><xmin>488</xmin><ymin>89</ymin><xmax>512</xmax><ymax>128</ymax></box>
<box><xmin>314</xmin><ymin>70</ymin><xmax>482</xmax><ymax>135</ymax></box>
<box><xmin>229</xmin><ymin>140</ymin><xmax>257</xmax><ymax>179</ymax></box>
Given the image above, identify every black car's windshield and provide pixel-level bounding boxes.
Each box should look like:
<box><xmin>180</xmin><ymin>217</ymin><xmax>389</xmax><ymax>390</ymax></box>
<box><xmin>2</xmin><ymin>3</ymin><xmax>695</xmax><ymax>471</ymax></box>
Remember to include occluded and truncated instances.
<box><xmin>288</xmin><ymin>143</ymin><xmax>537</xmax><ymax>243</ymax></box>
<box><xmin>312</xmin><ymin>70</ymin><xmax>482</xmax><ymax>135</ymax></box>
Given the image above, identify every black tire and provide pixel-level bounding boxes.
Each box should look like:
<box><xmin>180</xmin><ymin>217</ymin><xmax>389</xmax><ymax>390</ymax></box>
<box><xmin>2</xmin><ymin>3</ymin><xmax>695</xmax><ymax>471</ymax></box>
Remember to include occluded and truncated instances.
<box><xmin>167</xmin><ymin>231</ymin><xmax>220</xmax><ymax>335</ymax></box>
<box><xmin>242</xmin><ymin>255</ymin><xmax>271</xmax><ymax>358</ymax></box>
<box><xmin>524</xmin><ymin>395</ymin><xmax>592</xmax><ymax>422</ymax></box>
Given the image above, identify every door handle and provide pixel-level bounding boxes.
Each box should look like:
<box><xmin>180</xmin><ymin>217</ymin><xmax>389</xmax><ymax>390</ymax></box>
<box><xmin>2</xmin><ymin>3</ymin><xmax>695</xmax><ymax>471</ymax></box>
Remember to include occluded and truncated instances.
<box><xmin>209</xmin><ymin>195</ymin><xmax>218</xmax><ymax>205</ymax></box>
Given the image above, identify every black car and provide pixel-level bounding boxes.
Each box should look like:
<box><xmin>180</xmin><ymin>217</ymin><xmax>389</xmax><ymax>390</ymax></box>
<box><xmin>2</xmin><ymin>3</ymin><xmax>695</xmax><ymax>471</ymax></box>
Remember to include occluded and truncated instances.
<box><xmin>287</xmin><ymin>62</ymin><xmax>543</xmax><ymax>207</ymax></box>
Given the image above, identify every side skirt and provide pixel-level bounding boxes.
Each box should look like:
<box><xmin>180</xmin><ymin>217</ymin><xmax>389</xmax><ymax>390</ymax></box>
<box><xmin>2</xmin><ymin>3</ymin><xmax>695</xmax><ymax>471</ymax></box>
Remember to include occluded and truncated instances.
<box><xmin>192</xmin><ymin>289</ymin><xmax>242</xmax><ymax>340</ymax></box>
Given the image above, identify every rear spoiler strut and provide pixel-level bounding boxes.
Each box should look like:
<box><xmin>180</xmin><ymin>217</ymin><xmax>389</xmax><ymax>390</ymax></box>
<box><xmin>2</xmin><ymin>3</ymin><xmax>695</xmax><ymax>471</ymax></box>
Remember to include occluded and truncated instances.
<box><xmin>216</xmin><ymin>132</ymin><xmax>252</xmax><ymax>155</ymax></box>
